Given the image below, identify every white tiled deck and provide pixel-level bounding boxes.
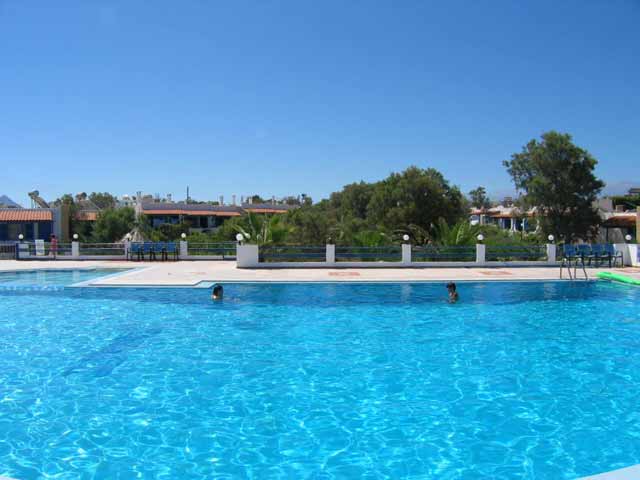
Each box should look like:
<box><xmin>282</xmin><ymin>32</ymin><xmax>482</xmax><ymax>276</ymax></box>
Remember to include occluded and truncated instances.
<box><xmin>1</xmin><ymin>260</ymin><xmax>640</xmax><ymax>286</ymax></box>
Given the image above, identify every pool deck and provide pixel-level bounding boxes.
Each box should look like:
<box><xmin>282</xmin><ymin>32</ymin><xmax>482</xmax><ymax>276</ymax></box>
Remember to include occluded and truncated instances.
<box><xmin>1</xmin><ymin>260</ymin><xmax>640</xmax><ymax>286</ymax></box>
<box><xmin>578</xmin><ymin>464</ymin><xmax>640</xmax><ymax>479</ymax></box>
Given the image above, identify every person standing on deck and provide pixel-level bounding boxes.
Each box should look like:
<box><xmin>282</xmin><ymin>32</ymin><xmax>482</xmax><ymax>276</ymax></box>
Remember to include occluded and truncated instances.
<box><xmin>50</xmin><ymin>234</ymin><xmax>58</xmax><ymax>260</ymax></box>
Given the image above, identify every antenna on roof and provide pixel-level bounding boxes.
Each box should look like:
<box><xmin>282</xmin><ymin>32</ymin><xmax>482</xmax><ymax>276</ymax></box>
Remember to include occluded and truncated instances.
<box><xmin>186</xmin><ymin>186</ymin><xmax>190</xmax><ymax>204</ymax></box>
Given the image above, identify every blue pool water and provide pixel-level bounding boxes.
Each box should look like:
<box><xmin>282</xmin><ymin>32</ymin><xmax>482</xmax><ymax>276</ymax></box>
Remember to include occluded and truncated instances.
<box><xmin>0</xmin><ymin>268</ymin><xmax>129</xmax><ymax>287</ymax></box>
<box><xmin>1</xmin><ymin>281</ymin><xmax>640</xmax><ymax>479</ymax></box>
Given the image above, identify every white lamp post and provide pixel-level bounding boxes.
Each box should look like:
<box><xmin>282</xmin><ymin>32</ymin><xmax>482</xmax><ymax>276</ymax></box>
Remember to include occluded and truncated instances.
<box><xmin>625</xmin><ymin>234</ymin><xmax>632</xmax><ymax>242</ymax></box>
<box><xmin>402</xmin><ymin>234</ymin><xmax>410</xmax><ymax>242</ymax></box>
<box><xmin>476</xmin><ymin>233</ymin><xmax>484</xmax><ymax>243</ymax></box>
<box><xmin>73</xmin><ymin>233</ymin><xmax>79</xmax><ymax>240</ymax></box>
<box><xmin>547</xmin><ymin>234</ymin><xmax>554</xmax><ymax>243</ymax></box>
<box><xmin>18</xmin><ymin>234</ymin><xmax>24</xmax><ymax>241</ymax></box>
<box><xmin>236</xmin><ymin>233</ymin><xmax>244</xmax><ymax>244</ymax></box>
<box><xmin>181</xmin><ymin>233</ymin><xmax>187</xmax><ymax>240</ymax></box>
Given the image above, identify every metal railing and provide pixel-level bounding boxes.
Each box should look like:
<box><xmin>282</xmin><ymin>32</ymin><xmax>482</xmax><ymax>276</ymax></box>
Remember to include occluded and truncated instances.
<box><xmin>260</xmin><ymin>245</ymin><xmax>325</xmax><ymax>263</ymax></box>
<box><xmin>486</xmin><ymin>245</ymin><xmax>547</xmax><ymax>261</ymax></box>
<box><xmin>0</xmin><ymin>242</ymin><xmax>17</xmax><ymax>259</ymax></box>
<box><xmin>187</xmin><ymin>242</ymin><xmax>236</xmax><ymax>259</ymax></box>
<box><xmin>79</xmin><ymin>243</ymin><xmax>125</xmax><ymax>256</ymax></box>
<box><xmin>27</xmin><ymin>242</ymin><xmax>73</xmax><ymax>257</ymax></box>
<box><xmin>336</xmin><ymin>246</ymin><xmax>402</xmax><ymax>262</ymax></box>
<box><xmin>411</xmin><ymin>245</ymin><xmax>476</xmax><ymax>262</ymax></box>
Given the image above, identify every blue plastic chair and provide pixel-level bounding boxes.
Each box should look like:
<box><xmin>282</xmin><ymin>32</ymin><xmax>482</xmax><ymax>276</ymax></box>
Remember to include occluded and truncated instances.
<box><xmin>130</xmin><ymin>243</ymin><xmax>143</xmax><ymax>261</ymax></box>
<box><xmin>166</xmin><ymin>242</ymin><xmax>177</xmax><ymax>260</ymax></box>
<box><xmin>576</xmin><ymin>244</ymin><xmax>595</xmax><ymax>265</ymax></box>
<box><xmin>604</xmin><ymin>244</ymin><xmax>623</xmax><ymax>268</ymax></box>
<box><xmin>143</xmin><ymin>242</ymin><xmax>154</xmax><ymax>261</ymax></box>
<box><xmin>590</xmin><ymin>244</ymin><xmax>605</xmax><ymax>266</ymax></box>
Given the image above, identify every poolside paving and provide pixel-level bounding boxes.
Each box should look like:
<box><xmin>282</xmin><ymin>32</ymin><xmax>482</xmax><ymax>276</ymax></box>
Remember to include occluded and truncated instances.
<box><xmin>1</xmin><ymin>260</ymin><xmax>639</xmax><ymax>286</ymax></box>
<box><xmin>578</xmin><ymin>464</ymin><xmax>640</xmax><ymax>479</ymax></box>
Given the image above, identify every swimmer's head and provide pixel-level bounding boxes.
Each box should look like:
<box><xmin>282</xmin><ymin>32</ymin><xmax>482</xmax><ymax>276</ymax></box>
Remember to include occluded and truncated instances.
<box><xmin>212</xmin><ymin>284</ymin><xmax>223</xmax><ymax>300</ymax></box>
<box><xmin>446</xmin><ymin>282</ymin><xmax>456</xmax><ymax>292</ymax></box>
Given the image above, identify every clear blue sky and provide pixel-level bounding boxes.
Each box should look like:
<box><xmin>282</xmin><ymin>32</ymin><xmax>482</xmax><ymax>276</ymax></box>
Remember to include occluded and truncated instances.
<box><xmin>1</xmin><ymin>1</ymin><xmax>639</xmax><ymax>206</ymax></box>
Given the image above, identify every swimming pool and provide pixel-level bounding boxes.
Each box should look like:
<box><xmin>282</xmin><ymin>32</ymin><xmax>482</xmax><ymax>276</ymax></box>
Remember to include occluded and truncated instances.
<box><xmin>0</xmin><ymin>268</ymin><xmax>130</xmax><ymax>287</ymax></box>
<box><xmin>1</xmin><ymin>280</ymin><xmax>639</xmax><ymax>479</ymax></box>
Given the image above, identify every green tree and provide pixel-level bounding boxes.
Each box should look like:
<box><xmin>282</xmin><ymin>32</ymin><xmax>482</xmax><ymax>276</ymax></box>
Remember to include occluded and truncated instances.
<box><xmin>92</xmin><ymin>207</ymin><xmax>136</xmax><ymax>242</ymax></box>
<box><xmin>504</xmin><ymin>131</ymin><xmax>604</xmax><ymax>241</ymax></box>
<box><xmin>233</xmin><ymin>212</ymin><xmax>291</xmax><ymax>245</ymax></box>
<box><xmin>469</xmin><ymin>186</ymin><xmax>491</xmax><ymax>210</ymax></box>
<box><xmin>366</xmin><ymin>167</ymin><xmax>467</xmax><ymax>234</ymax></box>
<box><xmin>89</xmin><ymin>192</ymin><xmax>117</xmax><ymax>210</ymax></box>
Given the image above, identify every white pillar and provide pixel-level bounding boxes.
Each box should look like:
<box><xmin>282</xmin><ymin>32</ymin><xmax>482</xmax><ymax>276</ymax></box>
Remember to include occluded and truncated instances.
<box><xmin>546</xmin><ymin>243</ymin><xmax>556</xmax><ymax>263</ymax></box>
<box><xmin>614</xmin><ymin>243</ymin><xmax>630</xmax><ymax>266</ymax></box>
<box><xmin>179</xmin><ymin>240</ymin><xmax>188</xmax><ymax>259</ymax></box>
<box><xmin>18</xmin><ymin>242</ymin><xmax>29</xmax><ymax>259</ymax></box>
<box><xmin>401</xmin><ymin>243</ymin><xmax>411</xmax><ymax>265</ymax></box>
<box><xmin>71</xmin><ymin>241</ymin><xmax>80</xmax><ymax>257</ymax></box>
<box><xmin>123</xmin><ymin>240</ymin><xmax>130</xmax><ymax>259</ymax></box>
<box><xmin>476</xmin><ymin>243</ymin><xmax>485</xmax><ymax>264</ymax></box>
<box><xmin>628</xmin><ymin>243</ymin><xmax>639</xmax><ymax>267</ymax></box>
<box><xmin>237</xmin><ymin>244</ymin><xmax>259</xmax><ymax>268</ymax></box>
<box><xmin>326</xmin><ymin>244</ymin><xmax>335</xmax><ymax>265</ymax></box>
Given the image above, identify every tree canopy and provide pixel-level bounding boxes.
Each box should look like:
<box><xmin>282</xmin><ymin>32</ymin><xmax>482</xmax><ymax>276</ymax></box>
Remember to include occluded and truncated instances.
<box><xmin>92</xmin><ymin>207</ymin><xmax>136</xmax><ymax>243</ymax></box>
<box><xmin>503</xmin><ymin>131</ymin><xmax>604</xmax><ymax>241</ymax></box>
<box><xmin>89</xmin><ymin>192</ymin><xmax>117</xmax><ymax>210</ymax></box>
<box><xmin>469</xmin><ymin>186</ymin><xmax>491</xmax><ymax>210</ymax></box>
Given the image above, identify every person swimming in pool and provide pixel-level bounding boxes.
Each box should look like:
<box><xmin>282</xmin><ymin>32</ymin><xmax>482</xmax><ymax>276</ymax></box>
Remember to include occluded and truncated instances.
<box><xmin>211</xmin><ymin>284</ymin><xmax>224</xmax><ymax>301</ymax></box>
<box><xmin>446</xmin><ymin>282</ymin><xmax>459</xmax><ymax>303</ymax></box>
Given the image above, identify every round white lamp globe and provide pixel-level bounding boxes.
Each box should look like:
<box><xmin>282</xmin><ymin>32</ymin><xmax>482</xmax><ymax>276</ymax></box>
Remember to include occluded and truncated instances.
<box><xmin>125</xmin><ymin>233</ymin><xmax>131</xmax><ymax>240</ymax></box>
<box><xmin>73</xmin><ymin>233</ymin><xmax>79</xmax><ymax>240</ymax></box>
<box><xmin>236</xmin><ymin>233</ymin><xmax>244</xmax><ymax>242</ymax></box>
<box><xmin>625</xmin><ymin>234</ymin><xmax>632</xmax><ymax>242</ymax></box>
<box><xmin>476</xmin><ymin>234</ymin><xmax>484</xmax><ymax>242</ymax></box>
<box><xmin>18</xmin><ymin>234</ymin><xmax>24</xmax><ymax>240</ymax></box>
<box><xmin>402</xmin><ymin>234</ymin><xmax>410</xmax><ymax>242</ymax></box>
<box><xmin>548</xmin><ymin>234</ymin><xmax>554</xmax><ymax>242</ymax></box>
<box><xmin>181</xmin><ymin>233</ymin><xmax>187</xmax><ymax>239</ymax></box>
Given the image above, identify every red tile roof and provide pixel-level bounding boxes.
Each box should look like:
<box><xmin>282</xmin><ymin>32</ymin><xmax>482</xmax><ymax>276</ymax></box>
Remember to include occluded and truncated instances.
<box><xmin>244</xmin><ymin>208</ymin><xmax>290</xmax><ymax>214</ymax></box>
<box><xmin>75</xmin><ymin>211</ymin><xmax>98</xmax><ymax>221</ymax></box>
<box><xmin>0</xmin><ymin>209</ymin><xmax>53</xmax><ymax>222</ymax></box>
<box><xmin>142</xmin><ymin>209</ymin><xmax>242</xmax><ymax>217</ymax></box>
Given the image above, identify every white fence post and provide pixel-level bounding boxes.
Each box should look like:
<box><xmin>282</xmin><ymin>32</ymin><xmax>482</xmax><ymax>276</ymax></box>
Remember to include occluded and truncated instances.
<box><xmin>326</xmin><ymin>244</ymin><xmax>335</xmax><ymax>265</ymax></box>
<box><xmin>71</xmin><ymin>241</ymin><xmax>80</xmax><ymax>258</ymax></box>
<box><xmin>614</xmin><ymin>243</ymin><xmax>630</xmax><ymax>266</ymax></box>
<box><xmin>628</xmin><ymin>243</ymin><xmax>639</xmax><ymax>267</ymax></box>
<box><xmin>401</xmin><ymin>244</ymin><xmax>411</xmax><ymax>265</ymax></box>
<box><xmin>476</xmin><ymin>243</ymin><xmax>485</xmax><ymax>264</ymax></box>
<box><xmin>546</xmin><ymin>243</ymin><xmax>556</xmax><ymax>263</ymax></box>
<box><xmin>179</xmin><ymin>240</ymin><xmax>188</xmax><ymax>259</ymax></box>
<box><xmin>237</xmin><ymin>244</ymin><xmax>259</xmax><ymax>268</ymax></box>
